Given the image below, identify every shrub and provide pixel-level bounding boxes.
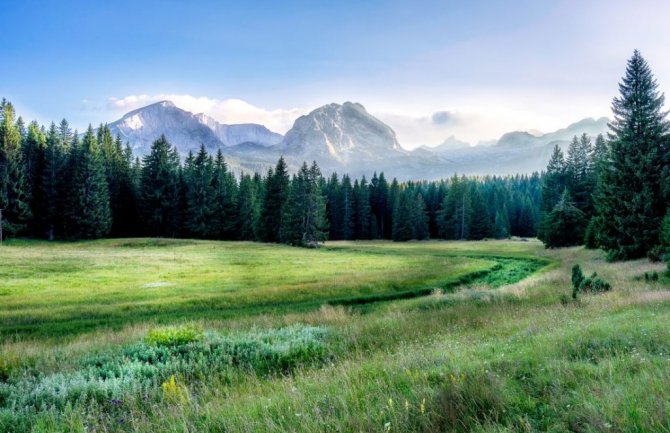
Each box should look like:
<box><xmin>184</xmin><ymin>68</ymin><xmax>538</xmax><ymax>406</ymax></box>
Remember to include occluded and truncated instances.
<box><xmin>161</xmin><ymin>375</ymin><xmax>189</xmax><ymax>404</ymax></box>
<box><xmin>579</xmin><ymin>272</ymin><xmax>611</xmax><ymax>293</ymax></box>
<box><xmin>146</xmin><ymin>325</ymin><xmax>203</xmax><ymax>346</ymax></box>
<box><xmin>571</xmin><ymin>264</ymin><xmax>584</xmax><ymax>299</ymax></box>
<box><xmin>647</xmin><ymin>245</ymin><xmax>665</xmax><ymax>262</ymax></box>
<box><xmin>644</xmin><ymin>271</ymin><xmax>659</xmax><ymax>282</ymax></box>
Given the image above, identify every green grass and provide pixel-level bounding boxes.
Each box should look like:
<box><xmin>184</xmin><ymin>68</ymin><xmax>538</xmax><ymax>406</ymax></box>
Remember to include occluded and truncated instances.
<box><xmin>1</xmin><ymin>238</ymin><xmax>669</xmax><ymax>432</ymax></box>
<box><xmin>0</xmin><ymin>239</ymin><xmax>543</xmax><ymax>340</ymax></box>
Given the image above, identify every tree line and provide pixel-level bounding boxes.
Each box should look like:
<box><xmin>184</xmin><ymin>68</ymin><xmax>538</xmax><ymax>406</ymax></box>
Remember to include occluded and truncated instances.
<box><xmin>0</xmin><ymin>99</ymin><xmax>543</xmax><ymax>246</ymax></box>
<box><xmin>540</xmin><ymin>50</ymin><xmax>670</xmax><ymax>261</ymax></box>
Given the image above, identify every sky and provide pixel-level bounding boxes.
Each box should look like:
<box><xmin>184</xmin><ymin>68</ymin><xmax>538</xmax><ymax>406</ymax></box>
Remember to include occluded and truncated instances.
<box><xmin>2</xmin><ymin>0</ymin><xmax>670</xmax><ymax>149</ymax></box>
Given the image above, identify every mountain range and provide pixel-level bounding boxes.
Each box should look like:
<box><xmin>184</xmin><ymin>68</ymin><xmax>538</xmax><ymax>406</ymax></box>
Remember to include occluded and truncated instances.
<box><xmin>107</xmin><ymin>100</ymin><xmax>609</xmax><ymax>180</ymax></box>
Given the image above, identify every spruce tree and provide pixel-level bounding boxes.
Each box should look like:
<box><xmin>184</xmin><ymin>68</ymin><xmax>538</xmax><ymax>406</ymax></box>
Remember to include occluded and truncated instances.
<box><xmin>258</xmin><ymin>157</ymin><xmax>289</xmax><ymax>242</ymax></box>
<box><xmin>64</xmin><ymin>126</ymin><xmax>112</xmax><ymax>239</ymax></box>
<box><xmin>211</xmin><ymin>150</ymin><xmax>238</xmax><ymax>239</ymax></box>
<box><xmin>139</xmin><ymin>135</ymin><xmax>181</xmax><ymax>237</ymax></box>
<box><xmin>0</xmin><ymin>100</ymin><xmax>32</xmax><ymax>237</ymax></box>
<box><xmin>392</xmin><ymin>189</ymin><xmax>414</xmax><ymax>241</ymax></box>
<box><xmin>237</xmin><ymin>173</ymin><xmax>260</xmax><ymax>240</ymax></box>
<box><xmin>183</xmin><ymin>144</ymin><xmax>215</xmax><ymax>238</ymax></box>
<box><xmin>40</xmin><ymin>123</ymin><xmax>67</xmax><ymax>240</ymax></box>
<box><xmin>595</xmin><ymin>50</ymin><xmax>669</xmax><ymax>260</ymax></box>
<box><xmin>468</xmin><ymin>186</ymin><xmax>491</xmax><ymax>240</ymax></box>
<box><xmin>539</xmin><ymin>145</ymin><xmax>567</xmax><ymax>242</ymax></box>
<box><xmin>542</xmin><ymin>190</ymin><xmax>586</xmax><ymax>248</ymax></box>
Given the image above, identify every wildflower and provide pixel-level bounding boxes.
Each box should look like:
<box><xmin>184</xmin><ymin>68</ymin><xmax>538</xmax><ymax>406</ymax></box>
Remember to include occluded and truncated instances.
<box><xmin>420</xmin><ymin>398</ymin><xmax>425</xmax><ymax>414</ymax></box>
<box><xmin>404</xmin><ymin>400</ymin><xmax>409</xmax><ymax>411</ymax></box>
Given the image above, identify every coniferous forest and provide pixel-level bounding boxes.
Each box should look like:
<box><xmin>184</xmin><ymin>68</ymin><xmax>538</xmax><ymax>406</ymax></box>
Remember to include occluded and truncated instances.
<box><xmin>0</xmin><ymin>50</ymin><xmax>669</xmax><ymax>264</ymax></box>
<box><xmin>0</xmin><ymin>101</ymin><xmax>544</xmax><ymax>246</ymax></box>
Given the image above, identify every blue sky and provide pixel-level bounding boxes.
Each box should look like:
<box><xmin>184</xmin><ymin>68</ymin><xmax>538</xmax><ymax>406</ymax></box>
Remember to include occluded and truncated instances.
<box><xmin>2</xmin><ymin>0</ymin><xmax>670</xmax><ymax>148</ymax></box>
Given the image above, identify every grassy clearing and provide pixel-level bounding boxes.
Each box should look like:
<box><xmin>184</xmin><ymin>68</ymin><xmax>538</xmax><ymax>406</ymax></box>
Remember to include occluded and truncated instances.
<box><xmin>0</xmin><ymin>239</ymin><xmax>668</xmax><ymax>432</ymax></box>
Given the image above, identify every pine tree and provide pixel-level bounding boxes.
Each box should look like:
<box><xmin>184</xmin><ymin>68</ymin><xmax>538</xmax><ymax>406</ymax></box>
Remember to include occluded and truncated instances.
<box><xmin>439</xmin><ymin>175</ymin><xmax>471</xmax><ymax>240</ymax></box>
<box><xmin>211</xmin><ymin>150</ymin><xmax>238</xmax><ymax>239</ymax></box>
<box><xmin>566</xmin><ymin>134</ymin><xmax>594</xmax><ymax>216</ymax></box>
<box><xmin>353</xmin><ymin>176</ymin><xmax>371</xmax><ymax>239</ymax></box>
<box><xmin>237</xmin><ymin>173</ymin><xmax>260</xmax><ymax>240</ymax></box>
<box><xmin>412</xmin><ymin>193</ymin><xmax>430</xmax><ymax>240</ymax></box>
<box><xmin>595</xmin><ymin>50</ymin><xmax>670</xmax><ymax>260</ymax></box>
<box><xmin>493</xmin><ymin>207</ymin><xmax>510</xmax><ymax>239</ymax></box>
<box><xmin>392</xmin><ymin>189</ymin><xmax>414</xmax><ymax>241</ymax></box>
<box><xmin>340</xmin><ymin>175</ymin><xmax>354</xmax><ymax>240</ymax></box>
<box><xmin>23</xmin><ymin>121</ymin><xmax>47</xmax><ymax>235</ymax></box>
<box><xmin>0</xmin><ymin>100</ymin><xmax>32</xmax><ymax>237</ymax></box>
<box><xmin>139</xmin><ymin>135</ymin><xmax>181</xmax><ymax>237</ymax></box>
<box><xmin>539</xmin><ymin>145</ymin><xmax>567</xmax><ymax>242</ymax></box>
<box><xmin>40</xmin><ymin>123</ymin><xmax>67</xmax><ymax>240</ymax></box>
<box><xmin>468</xmin><ymin>186</ymin><xmax>491</xmax><ymax>240</ymax></box>
<box><xmin>258</xmin><ymin>157</ymin><xmax>289</xmax><ymax>242</ymax></box>
<box><xmin>183</xmin><ymin>144</ymin><xmax>215</xmax><ymax>238</ymax></box>
<box><xmin>542</xmin><ymin>190</ymin><xmax>586</xmax><ymax>248</ymax></box>
<box><xmin>64</xmin><ymin>126</ymin><xmax>112</xmax><ymax>239</ymax></box>
<box><xmin>280</xmin><ymin>162</ymin><xmax>327</xmax><ymax>246</ymax></box>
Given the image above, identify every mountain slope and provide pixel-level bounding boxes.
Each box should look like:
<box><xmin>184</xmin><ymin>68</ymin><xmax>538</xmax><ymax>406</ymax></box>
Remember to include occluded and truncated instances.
<box><xmin>108</xmin><ymin>101</ymin><xmax>283</xmax><ymax>155</ymax></box>
<box><xmin>106</xmin><ymin>100</ymin><xmax>610</xmax><ymax>179</ymax></box>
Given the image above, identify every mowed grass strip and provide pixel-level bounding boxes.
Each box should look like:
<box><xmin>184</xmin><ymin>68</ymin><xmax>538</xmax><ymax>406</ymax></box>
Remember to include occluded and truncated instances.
<box><xmin>0</xmin><ymin>239</ymin><xmax>504</xmax><ymax>340</ymax></box>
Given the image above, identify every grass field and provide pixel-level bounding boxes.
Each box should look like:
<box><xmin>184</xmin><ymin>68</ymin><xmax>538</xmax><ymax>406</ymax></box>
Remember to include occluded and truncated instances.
<box><xmin>0</xmin><ymin>239</ymin><xmax>669</xmax><ymax>432</ymax></box>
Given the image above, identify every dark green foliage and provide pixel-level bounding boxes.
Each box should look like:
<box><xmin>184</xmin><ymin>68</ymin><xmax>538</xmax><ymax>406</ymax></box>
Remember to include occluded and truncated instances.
<box><xmin>0</xmin><ymin>100</ymin><xmax>31</xmax><ymax>237</ymax></box>
<box><xmin>493</xmin><ymin>209</ymin><xmax>510</xmax><ymax>239</ymax></box>
<box><xmin>237</xmin><ymin>173</ymin><xmax>260</xmax><ymax>240</ymax></box>
<box><xmin>0</xmin><ymin>98</ymin><xmax>548</xmax><ymax>244</ymax></box>
<box><xmin>139</xmin><ymin>135</ymin><xmax>181</xmax><ymax>237</ymax></box>
<box><xmin>542</xmin><ymin>191</ymin><xmax>586</xmax><ymax>248</ymax></box>
<box><xmin>571</xmin><ymin>264</ymin><xmax>584</xmax><ymax>288</ymax></box>
<box><xmin>210</xmin><ymin>150</ymin><xmax>238</xmax><ymax>239</ymax></box>
<box><xmin>594</xmin><ymin>50</ymin><xmax>670</xmax><ymax>260</ymax></box>
<box><xmin>258</xmin><ymin>157</ymin><xmax>290</xmax><ymax>242</ymax></box>
<box><xmin>63</xmin><ymin>126</ymin><xmax>112</xmax><ymax>239</ymax></box>
<box><xmin>579</xmin><ymin>272</ymin><xmax>611</xmax><ymax>293</ymax></box>
<box><xmin>659</xmin><ymin>211</ymin><xmax>670</xmax><ymax>252</ymax></box>
<box><xmin>583</xmin><ymin>217</ymin><xmax>601</xmax><ymax>249</ymax></box>
<box><xmin>280</xmin><ymin>162</ymin><xmax>328</xmax><ymax>246</ymax></box>
<box><xmin>644</xmin><ymin>271</ymin><xmax>659</xmax><ymax>282</ymax></box>
<box><xmin>183</xmin><ymin>146</ymin><xmax>215</xmax><ymax>237</ymax></box>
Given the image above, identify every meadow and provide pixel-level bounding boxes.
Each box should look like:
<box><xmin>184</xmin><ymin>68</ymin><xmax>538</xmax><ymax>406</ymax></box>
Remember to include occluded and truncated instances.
<box><xmin>0</xmin><ymin>239</ymin><xmax>669</xmax><ymax>432</ymax></box>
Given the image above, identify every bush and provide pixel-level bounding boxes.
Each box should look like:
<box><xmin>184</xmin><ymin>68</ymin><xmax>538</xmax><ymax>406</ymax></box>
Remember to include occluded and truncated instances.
<box><xmin>571</xmin><ymin>265</ymin><xmax>610</xmax><ymax>297</ymax></box>
<box><xmin>647</xmin><ymin>245</ymin><xmax>665</xmax><ymax>262</ymax></box>
<box><xmin>579</xmin><ymin>272</ymin><xmax>611</xmax><ymax>293</ymax></box>
<box><xmin>571</xmin><ymin>264</ymin><xmax>584</xmax><ymax>299</ymax></box>
<box><xmin>644</xmin><ymin>271</ymin><xmax>659</xmax><ymax>282</ymax></box>
<box><xmin>146</xmin><ymin>325</ymin><xmax>203</xmax><ymax>346</ymax></box>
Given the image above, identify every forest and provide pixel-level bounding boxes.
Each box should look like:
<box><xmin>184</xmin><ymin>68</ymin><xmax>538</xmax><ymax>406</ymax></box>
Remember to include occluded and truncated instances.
<box><xmin>1</xmin><ymin>50</ymin><xmax>669</xmax><ymax>264</ymax></box>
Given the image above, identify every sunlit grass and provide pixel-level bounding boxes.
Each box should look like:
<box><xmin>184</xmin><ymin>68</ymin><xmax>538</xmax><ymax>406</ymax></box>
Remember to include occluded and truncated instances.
<box><xmin>1</xmin><ymin>238</ymin><xmax>668</xmax><ymax>432</ymax></box>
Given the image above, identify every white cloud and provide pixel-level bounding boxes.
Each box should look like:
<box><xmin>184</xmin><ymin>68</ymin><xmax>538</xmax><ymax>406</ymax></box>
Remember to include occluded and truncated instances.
<box><xmin>106</xmin><ymin>94</ymin><xmax>306</xmax><ymax>134</ymax></box>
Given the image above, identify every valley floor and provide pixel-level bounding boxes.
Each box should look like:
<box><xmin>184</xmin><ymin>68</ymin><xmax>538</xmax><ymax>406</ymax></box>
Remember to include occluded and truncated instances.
<box><xmin>0</xmin><ymin>239</ymin><xmax>668</xmax><ymax>432</ymax></box>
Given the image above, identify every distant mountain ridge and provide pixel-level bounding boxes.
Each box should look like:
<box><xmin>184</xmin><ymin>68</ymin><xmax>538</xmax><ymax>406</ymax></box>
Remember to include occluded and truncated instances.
<box><xmin>108</xmin><ymin>101</ymin><xmax>283</xmax><ymax>155</ymax></box>
<box><xmin>105</xmin><ymin>100</ymin><xmax>610</xmax><ymax>179</ymax></box>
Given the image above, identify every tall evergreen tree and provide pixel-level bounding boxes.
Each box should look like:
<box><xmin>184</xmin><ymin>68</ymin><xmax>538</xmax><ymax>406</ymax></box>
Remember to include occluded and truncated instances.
<box><xmin>63</xmin><ymin>126</ymin><xmax>112</xmax><ymax>239</ymax></box>
<box><xmin>211</xmin><ymin>150</ymin><xmax>238</xmax><ymax>239</ymax></box>
<box><xmin>183</xmin><ymin>144</ymin><xmax>215</xmax><ymax>238</ymax></box>
<box><xmin>539</xmin><ymin>145</ymin><xmax>567</xmax><ymax>242</ymax></box>
<box><xmin>280</xmin><ymin>162</ymin><xmax>327</xmax><ymax>246</ymax></box>
<box><xmin>0</xmin><ymin>100</ymin><xmax>31</xmax><ymax>237</ymax></box>
<box><xmin>139</xmin><ymin>135</ymin><xmax>181</xmax><ymax>237</ymax></box>
<box><xmin>595</xmin><ymin>50</ymin><xmax>670</xmax><ymax>260</ymax></box>
<box><xmin>237</xmin><ymin>173</ymin><xmax>260</xmax><ymax>240</ymax></box>
<box><xmin>542</xmin><ymin>190</ymin><xmax>586</xmax><ymax>248</ymax></box>
<box><xmin>258</xmin><ymin>157</ymin><xmax>289</xmax><ymax>242</ymax></box>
